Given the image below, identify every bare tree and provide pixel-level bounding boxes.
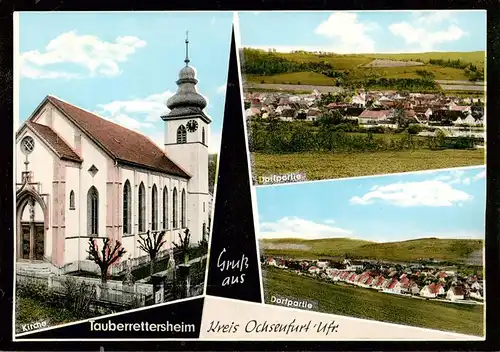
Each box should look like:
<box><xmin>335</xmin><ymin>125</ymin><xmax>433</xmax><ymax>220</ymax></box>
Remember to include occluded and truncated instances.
<box><xmin>138</xmin><ymin>230</ymin><xmax>167</xmax><ymax>276</ymax></box>
<box><xmin>173</xmin><ymin>228</ymin><xmax>191</xmax><ymax>265</ymax></box>
<box><xmin>87</xmin><ymin>237</ymin><xmax>126</xmax><ymax>284</ymax></box>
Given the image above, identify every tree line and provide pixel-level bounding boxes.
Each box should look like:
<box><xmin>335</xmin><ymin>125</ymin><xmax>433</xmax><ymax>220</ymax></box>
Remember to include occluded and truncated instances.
<box><xmin>248</xmin><ymin>118</ymin><xmax>477</xmax><ymax>154</ymax></box>
<box><xmin>241</xmin><ymin>48</ymin><xmax>345</xmax><ymax>79</ymax></box>
<box><xmin>427</xmin><ymin>59</ymin><xmax>484</xmax><ymax>82</ymax></box>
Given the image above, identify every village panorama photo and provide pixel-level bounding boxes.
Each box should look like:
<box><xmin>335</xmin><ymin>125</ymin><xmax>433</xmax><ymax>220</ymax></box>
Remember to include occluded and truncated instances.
<box><xmin>237</xmin><ymin>10</ymin><xmax>486</xmax><ymax>184</ymax></box>
<box><xmin>257</xmin><ymin>166</ymin><xmax>485</xmax><ymax>338</ymax></box>
<box><xmin>14</xmin><ymin>11</ymin><xmax>231</xmax><ymax>335</ymax></box>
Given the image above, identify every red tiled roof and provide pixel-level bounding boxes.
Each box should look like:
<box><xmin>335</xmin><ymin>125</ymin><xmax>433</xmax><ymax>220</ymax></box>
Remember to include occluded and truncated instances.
<box><xmin>386</xmin><ymin>279</ymin><xmax>399</xmax><ymax>289</ymax></box>
<box><xmin>406</xmin><ymin>109</ymin><xmax>416</xmax><ymax>117</ymax></box>
<box><xmin>450</xmin><ymin>286</ymin><xmax>465</xmax><ymax>296</ymax></box>
<box><xmin>427</xmin><ymin>283</ymin><xmax>443</xmax><ymax>294</ymax></box>
<box><xmin>27</xmin><ymin>122</ymin><xmax>82</xmax><ymax>163</ymax></box>
<box><xmin>359</xmin><ymin>110</ymin><xmax>391</xmax><ymax>119</ymax></box>
<box><xmin>43</xmin><ymin>96</ymin><xmax>189</xmax><ymax>178</ymax></box>
<box><xmin>375</xmin><ymin>276</ymin><xmax>386</xmax><ymax>287</ymax></box>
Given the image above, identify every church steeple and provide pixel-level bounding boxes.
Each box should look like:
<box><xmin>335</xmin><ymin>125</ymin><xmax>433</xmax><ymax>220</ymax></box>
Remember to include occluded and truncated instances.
<box><xmin>184</xmin><ymin>31</ymin><xmax>190</xmax><ymax>66</ymax></box>
<box><xmin>162</xmin><ymin>32</ymin><xmax>210</xmax><ymax>122</ymax></box>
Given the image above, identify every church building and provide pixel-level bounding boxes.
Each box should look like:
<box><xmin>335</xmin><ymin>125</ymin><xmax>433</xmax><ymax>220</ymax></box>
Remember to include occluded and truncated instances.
<box><xmin>15</xmin><ymin>37</ymin><xmax>211</xmax><ymax>270</ymax></box>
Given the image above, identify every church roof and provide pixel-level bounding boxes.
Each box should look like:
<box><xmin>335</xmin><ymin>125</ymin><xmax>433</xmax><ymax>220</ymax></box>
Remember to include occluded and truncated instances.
<box><xmin>27</xmin><ymin>121</ymin><xmax>83</xmax><ymax>163</ymax></box>
<box><xmin>41</xmin><ymin>96</ymin><xmax>190</xmax><ymax>178</ymax></box>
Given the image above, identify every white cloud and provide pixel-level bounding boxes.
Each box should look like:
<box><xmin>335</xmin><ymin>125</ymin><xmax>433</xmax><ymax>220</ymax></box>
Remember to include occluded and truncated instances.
<box><xmin>245</xmin><ymin>12</ymin><xmax>378</xmax><ymax>54</ymax></box>
<box><xmin>314</xmin><ymin>12</ymin><xmax>377</xmax><ymax>53</ymax></box>
<box><xmin>216</xmin><ymin>83</ymin><xmax>227</xmax><ymax>95</ymax></box>
<box><xmin>389</xmin><ymin>11</ymin><xmax>466</xmax><ymax>51</ymax></box>
<box><xmin>97</xmin><ymin>90</ymin><xmax>174</xmax><ymax>125</ymax></box>
<box><xmin>324</xmin><ymin>219</ymin><xmax>336</xmax><ymax>224</ymax></box>
<box><xmin>434</xmin><ymin>168</ymin><xmax>471</xmax><ymax>185</ymax></box>
<box><xmin>412</xmin><ymin>11</ymin><xmax>459</xmax><ymax>26</ymax></box>
<box><xmin>473</xmin><ymin>169</ymin><xmax>486</xmax><ymax>182</ymax></box>
<box><xmin>350</xmin><ymin>180</ymin><xmax>472</xmax><ymax>207</ymax></box>
<box><xmin>20</xmin><ymin>31</ymin><xmax>146</xmax><ymax>79</ymax></box>
<box><xmin>259</xmin><ymin>216</ymin><xmax>352</xmax><ymax>239</ymax></box>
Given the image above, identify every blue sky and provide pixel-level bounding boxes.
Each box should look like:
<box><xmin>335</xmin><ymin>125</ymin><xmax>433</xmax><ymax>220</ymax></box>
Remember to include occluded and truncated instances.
<box><xmin>256</xmin><ymin>166</ymin><xmax>486</xmax><ymax>243</ymax></box>
<box><xmin>16</xmin><ymin>12</ymin><xmax>232</xmax><ymax>153</ymax></box>
<box><xmin>238</xmin><ymin>10</ymin><xmax>486</xmax><ymax>54</ymax></box>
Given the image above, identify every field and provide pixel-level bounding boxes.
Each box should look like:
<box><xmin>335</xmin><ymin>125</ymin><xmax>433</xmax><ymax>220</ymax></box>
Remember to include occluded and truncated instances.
<box><xmin>363</xmin><ymin>59</ymin><xmax>424</xmax><ymax>67</ymax></box>
<box><xmin>259</xmin><ymin>237</ymin><xmax>484</xmax><ymax>264</ymax></box>
<box><xmin>345</xmin><ymin>65</ymin><xmax>470</xmax><ymax>81</ymax></box>
<box><xmin>263</xmin><ymin>267</ymin><xmax>484</xmax><ymax>337</ymax></box>
<box><xmin>247</xmin><ymin>72</ymin><xmax>337</xmax><ymax>86</ymax></box>
<box><xmin>242</xmin><ymin>49</ymin><xmax>485</xmax><ymax>90</ymax></box>
<box><xmin>253</xmin><ymin>149</ymin><xmax>485</xmax><ymax>181</ymax></box>
<box><xmin>267</xmin><ymin>51</ymin><xmax>485</xmax><ymax>71</ymax></box>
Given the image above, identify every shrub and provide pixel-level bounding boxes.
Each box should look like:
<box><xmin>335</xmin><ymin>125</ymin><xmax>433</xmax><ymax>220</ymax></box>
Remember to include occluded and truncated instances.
<box><xmin>366</xmin><ymin>126</ymin><xmax>385</xmax><ymax>134</ymax></box>
<box><xmin>407</xmin><ymin>124</ymin><xmax>423</xmax><ymax>135</ymax></box>
<box><xmin>61</xmin><ymin>277</ymin><xmax>97</xmax><ymax>319</ymax></box>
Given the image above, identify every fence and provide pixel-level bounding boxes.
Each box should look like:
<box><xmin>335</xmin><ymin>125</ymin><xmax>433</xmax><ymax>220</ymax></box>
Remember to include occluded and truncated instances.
<box><xmin>189</xmin><ymin>263</ymin><xmax>206</xmax><ymax>297</ymax></box>
<box><xmin>156</xmin><ymin>254</ymin><xmax>208</xmax><ymax>303</ymax></box>
<box><xmin>17</xmin><ymin>272</ymin><xmax>151</xmax><ymax>308</ymax></box>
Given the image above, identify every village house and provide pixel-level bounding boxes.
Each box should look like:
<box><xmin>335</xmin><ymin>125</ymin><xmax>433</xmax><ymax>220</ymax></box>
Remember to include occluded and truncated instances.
<box><xmin>308</xmin><ymin>266</ymin><xmax>321</xmax><ymax>275</ymax></box>
<box><xmin>383</xmin><ymin>279</ymin><xmax>402</xmax><ymax>294</ymax></box>
<box><xmin>446</xmin><ymin>286</ymin><xmax>466</xmax><ymax>301</ymax></box>
<box><xmin>357</xmin><ymin>110</ymin><xmax>393</xmax><ymax>125</ymax></box>
<box><xmin>420</xmin><ymin>283</ymin><xmax>445</xmax><ymax>298</ymax></box>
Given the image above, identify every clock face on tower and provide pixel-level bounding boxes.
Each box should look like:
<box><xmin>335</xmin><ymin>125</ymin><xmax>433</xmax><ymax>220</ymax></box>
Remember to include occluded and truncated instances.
<box><xmin>186</xmin><ymin>120</ymin><xmax>198</xmax><ymax>133</ymax></box>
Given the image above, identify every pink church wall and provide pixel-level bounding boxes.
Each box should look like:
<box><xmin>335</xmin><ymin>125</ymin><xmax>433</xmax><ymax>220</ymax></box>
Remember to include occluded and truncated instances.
<box><xmin>51</xmin><ymin>157</ymin><xmax>66</xmax><ymax>267</ymax></box>
<box><xmin>106</xmin><ymin>160</ymin><xmax>123</xmax><ymax>245</ymax></box>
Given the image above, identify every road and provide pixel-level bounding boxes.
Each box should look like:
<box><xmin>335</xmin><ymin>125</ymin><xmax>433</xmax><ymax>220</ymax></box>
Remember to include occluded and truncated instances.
<box><xmin>245</xmin><ymin>81</ymin><xmax>484</xmax><ymax>93</ymax></box>
<box><xmin>435</xmin><ymin>80</ymin><xmax>485</xmax><ymax>86</ymax></box>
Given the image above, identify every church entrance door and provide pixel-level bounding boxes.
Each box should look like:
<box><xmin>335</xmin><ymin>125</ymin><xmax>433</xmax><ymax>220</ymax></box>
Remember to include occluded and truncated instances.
<box><xmin>20</xmin><ymin>221</ymin><xmax>45</xmax><ymax>260</ymax></box>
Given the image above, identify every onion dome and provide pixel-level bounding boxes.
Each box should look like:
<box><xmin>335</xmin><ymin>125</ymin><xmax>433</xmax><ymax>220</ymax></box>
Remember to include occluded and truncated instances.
<box><xmin>163</xmin><ymin>32</ymin><xmax>210</xmax><ymax>121</ymax></box>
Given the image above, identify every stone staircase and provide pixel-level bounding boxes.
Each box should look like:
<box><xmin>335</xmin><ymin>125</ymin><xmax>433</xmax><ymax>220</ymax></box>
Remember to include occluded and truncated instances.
<box><xmin>16</xmin><ymin>261</ymin><xmax>52</xmax><ymax>277</ymax></box>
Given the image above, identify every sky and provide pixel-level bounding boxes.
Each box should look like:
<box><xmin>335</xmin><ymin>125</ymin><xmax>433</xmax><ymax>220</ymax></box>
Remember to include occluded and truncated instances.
<box><xmin>256</xmin><ymin>166</ymin><xmax>486</xmax><ymax>243</ymax></box>
<box><xmin>238</xmin><ymin>10</ymin><xmax>487</xmax><ymax>54</ymax></box>
<box><xmin>16</xmin><ymin>12</ymin><xmax>233</xmax><ymax>153</ymax></box>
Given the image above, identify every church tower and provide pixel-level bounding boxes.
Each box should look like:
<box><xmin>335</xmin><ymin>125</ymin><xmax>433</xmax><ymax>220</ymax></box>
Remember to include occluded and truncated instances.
<box><xmin>162</xmin><ymin>33</ymin><xmax>211</xmax><ymax>244</ymax></box>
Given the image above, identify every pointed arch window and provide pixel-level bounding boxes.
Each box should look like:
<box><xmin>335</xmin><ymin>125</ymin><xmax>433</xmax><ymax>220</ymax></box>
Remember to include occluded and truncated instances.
<box><xmin>177</xmin><ymin>125</ymin><xmax>187</xmax><ymax>144</ymax></box>
<box><xmin>87</xmin><ymin>186</ymin><xmax>99</xmax><ymax>235</ymax></box>
<box><xmin>172</xmin><ymin>187</ymin><xmax>178</xmax><ymax>229</ymax></box>
<box><xmin>163</xmin><ymin>187</ymin><xmax>168</xmax><ymax>229</ymax></box>
<box><xmin>202</xmin><ymin>127</ymin><xmax>206</xmax><ymax>145</ymax></box>
<box><xmin>123</xmin><ymin>180</ymin><xmax>132</xmax><ymax>234</ymax></box>
<box><xmin>138</xmin><ymin>182</ymin><xmax>146</xmax><ymax>232</ymax></box>
<box><xmin>69</xmin><ymin>190</ymin><xmax>75</xmax><ymax>210</ymax></box>
<box><xmin>152</xmin><ymin>184</ymin><xmax>158</xmax><ymax>231</ymax></box>
<box><xmin>181</xmin><ymin>189</ymin><xmax>186</xmax><ymax>228</ymax></box>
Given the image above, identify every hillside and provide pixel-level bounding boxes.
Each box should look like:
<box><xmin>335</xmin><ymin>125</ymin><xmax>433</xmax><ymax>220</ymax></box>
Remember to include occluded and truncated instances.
<box><xmin>259</xmin><ymin>237</ymin><xmax>484</xmax><ymax>264</ymax></box>
<box><xmin>242</xmin><ymin>48</ymin><xmax>485</xmax><ymax>90</ymax></box>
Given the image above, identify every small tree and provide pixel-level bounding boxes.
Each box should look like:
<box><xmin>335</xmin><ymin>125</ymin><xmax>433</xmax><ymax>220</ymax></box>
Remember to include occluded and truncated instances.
<box><xmin>173</xmin><ymin>228</ymin><xmax>191</xmax><ymax>265</ymax></box>
<box><xmin>87</xmin><ymin>237</ymin><xmax>126</xmax><ymax>285</ymax></box>
<box><xmin>138</xmin><ymin>230</ymin><xmax>167</xmax><ymax>276</ymax></box>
